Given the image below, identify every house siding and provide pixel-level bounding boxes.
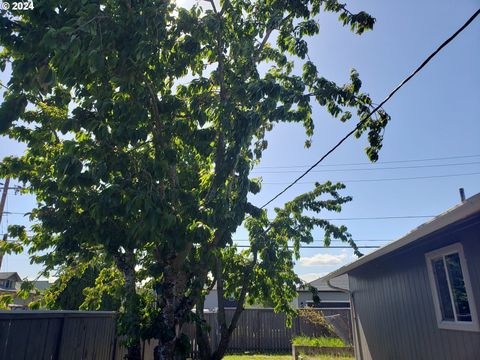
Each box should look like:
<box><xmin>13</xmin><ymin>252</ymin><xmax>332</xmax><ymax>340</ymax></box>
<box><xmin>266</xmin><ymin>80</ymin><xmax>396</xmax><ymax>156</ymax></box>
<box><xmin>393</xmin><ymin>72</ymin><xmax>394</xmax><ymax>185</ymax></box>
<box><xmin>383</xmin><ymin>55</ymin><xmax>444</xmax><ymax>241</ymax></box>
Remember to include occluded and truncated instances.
<box><xmin>349</xmin><ymin>215</ymin><xmax>480</xmax><ymax>360</ymax></box>
<box><xmin>204</xmin><ymin>290</ymin><xmax>218</xmax><ymax>310</ymax></box>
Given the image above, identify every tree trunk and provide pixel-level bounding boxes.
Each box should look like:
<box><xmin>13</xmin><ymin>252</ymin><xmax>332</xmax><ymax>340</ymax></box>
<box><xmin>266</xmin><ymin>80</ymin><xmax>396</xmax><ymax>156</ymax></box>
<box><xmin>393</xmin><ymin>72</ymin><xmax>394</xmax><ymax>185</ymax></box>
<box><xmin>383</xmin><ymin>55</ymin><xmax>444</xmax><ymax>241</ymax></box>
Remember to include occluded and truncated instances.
<box><xmin>116</xmin><ymin>252</ymin><xmax>142</xmax><ymax>360</ymax></box>
<box><xmin>154</xmin><ymin>269</ymin><xmax>190</xmax><ymax>360</ymax></box>
<box><xmin>211</xmin><ymin>258</ymin><xmax>229</xmax><ymax>360</ymax></box>
<box><xmin>127</xmin><ymin>344</ymin><xmax>142</xmax><ymax>360</ymax></box>
<box><xmin>211</xmin><ymin>304</ymin><xmax>242</xmax><ymax>360</ymax></box>
<box><xmin>195</xmin><ymin>297</ymin><xmax>212</xmax><ymax>360</ymax></box>
<box><xmin>154</xmin><ymin>341</ymin><xmax>177</xmax><ymax>360</ymax></box>
<box><xmin>211</xmin><ymin>251</ymin><xmax>257</xmax><ymax>360</ymax></box>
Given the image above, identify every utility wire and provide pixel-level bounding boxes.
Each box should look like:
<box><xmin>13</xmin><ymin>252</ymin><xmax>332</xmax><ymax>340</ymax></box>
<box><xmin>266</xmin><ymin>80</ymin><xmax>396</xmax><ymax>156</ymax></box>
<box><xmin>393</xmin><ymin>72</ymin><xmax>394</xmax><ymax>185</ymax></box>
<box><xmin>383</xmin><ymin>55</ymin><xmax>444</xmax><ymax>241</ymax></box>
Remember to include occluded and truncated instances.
<box><xmin>234</xmin><ymin>239</ymin><xmax>391</xmax><ymax>243</ymax></box>
<box><xmin>0</xmin><ymin>237</ymin><xmax>380</xmax><ymax>249</ymax></box>
<box><xmin>1</xmin><ymin>211</ymin><xmax>29</xmax><ymax>215</ymax></box>
<box><xmin>235</xmin><ymin>245</ymin><xmax>380</xmax><ymax>249</ymax></box>
<box><xmin>1</xmin><ymin>233</ymin><xmax>391</xmax><ymax>241</ymax></box>
<box><xmin>263</xmin><ymin>172</ymin><xmax>480</xmax><ymax>185</ymax></box>
<box><xmin>253</xmin><ymin>161</ymin><xmax>480</xmax><ymax>174</ymax></box>
<box><xmin>255</xmin><ymin>154</ymin><xmax>480</xmax><ymax>169</ymax></box>
<box><xmin>260</xmin><ymin>9</ymin><xmax>480</xmax><ymax>208</ymax></box>
<box><xmin>313</xmin><ymin>215</ymin><xmax>434</xmax><ymax>220</ymax></box>
<box><xmin>0</xmin><ymin>233</ymin><xmax>385</xmax><ymax>248</ymax></box>
<box><xmin>6</xmin><ymin>171</ymin><xmax>475</xmax><ymax>196</ymax></box>
<box><xmin>0</xmin><ymin>213</ymin><xmax>435</xmax><ymax>219</ymax></box>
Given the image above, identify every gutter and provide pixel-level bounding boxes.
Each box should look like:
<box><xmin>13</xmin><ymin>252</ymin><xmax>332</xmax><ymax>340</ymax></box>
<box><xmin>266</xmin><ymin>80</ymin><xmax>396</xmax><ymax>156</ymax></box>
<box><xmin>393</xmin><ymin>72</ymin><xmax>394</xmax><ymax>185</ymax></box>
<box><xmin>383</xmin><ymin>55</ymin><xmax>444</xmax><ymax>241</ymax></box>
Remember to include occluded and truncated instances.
<box><xmin>327</xmin><ymin>278</ymin><xmax>362</xmax><ymax>360</ymax></box>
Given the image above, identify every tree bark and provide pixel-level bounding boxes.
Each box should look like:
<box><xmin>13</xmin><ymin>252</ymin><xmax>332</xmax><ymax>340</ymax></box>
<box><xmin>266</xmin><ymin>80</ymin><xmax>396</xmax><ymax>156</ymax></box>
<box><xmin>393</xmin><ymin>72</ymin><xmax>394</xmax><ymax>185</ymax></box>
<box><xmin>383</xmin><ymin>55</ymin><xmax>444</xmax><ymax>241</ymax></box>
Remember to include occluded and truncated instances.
<box><xmin>116</xmin><ymin>251</ymin><xmax>142</xmax><ymax>360</ymax></box>
<box><xmin>211</xmin><ymin>258</ymin><xmax>230</xmax><ymax>360</ymax></box>
<box><xmin>154</xmin><ymin>268</ymin><xmax>189</xmax><ymax>360</ymax></box>
<box><xmin>195</xmin><ymin>297</ymin><xmax>212</xmax><ymax>360</ymax></box>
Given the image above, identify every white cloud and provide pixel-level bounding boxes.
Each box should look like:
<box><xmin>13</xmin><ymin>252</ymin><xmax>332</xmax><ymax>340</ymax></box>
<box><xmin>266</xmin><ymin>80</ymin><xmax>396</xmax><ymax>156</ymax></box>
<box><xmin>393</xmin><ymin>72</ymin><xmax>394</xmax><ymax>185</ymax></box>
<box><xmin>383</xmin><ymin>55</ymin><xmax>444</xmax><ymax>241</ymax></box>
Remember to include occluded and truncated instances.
<box><xmin>298</xmin><ymin>272</ymin><xmax>326</xmax><ymax>283</ymax></box>
<box><xmin>299</xmin><ymin>253</ymin><xmax>348</xmax><ymax>266</ymax></box>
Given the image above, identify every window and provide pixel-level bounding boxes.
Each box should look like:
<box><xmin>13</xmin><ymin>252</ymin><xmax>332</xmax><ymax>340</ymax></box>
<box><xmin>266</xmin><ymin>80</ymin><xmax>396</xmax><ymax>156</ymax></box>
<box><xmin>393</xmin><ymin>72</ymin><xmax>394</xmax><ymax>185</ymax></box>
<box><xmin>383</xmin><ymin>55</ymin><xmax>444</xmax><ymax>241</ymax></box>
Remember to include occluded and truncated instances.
<box><xmin>0</xmin><ymin>279</ymin><xmax>15</xmax><ymax>289</ymax></box>
<box><xmin>426</xmin><ymin>243</ymin><xmax>479</xmax><ymax>331</ymax></box>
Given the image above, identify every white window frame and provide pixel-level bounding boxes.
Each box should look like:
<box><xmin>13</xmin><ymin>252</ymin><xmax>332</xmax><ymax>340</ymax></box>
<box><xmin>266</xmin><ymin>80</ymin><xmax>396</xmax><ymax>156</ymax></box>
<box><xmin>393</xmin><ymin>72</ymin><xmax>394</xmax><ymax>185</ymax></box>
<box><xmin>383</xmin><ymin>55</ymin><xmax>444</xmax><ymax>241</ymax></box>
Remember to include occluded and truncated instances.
<box><xmin>425</xmin><ymin>243</ymin><xmax>479</xmax><ymax>331</ymax></box>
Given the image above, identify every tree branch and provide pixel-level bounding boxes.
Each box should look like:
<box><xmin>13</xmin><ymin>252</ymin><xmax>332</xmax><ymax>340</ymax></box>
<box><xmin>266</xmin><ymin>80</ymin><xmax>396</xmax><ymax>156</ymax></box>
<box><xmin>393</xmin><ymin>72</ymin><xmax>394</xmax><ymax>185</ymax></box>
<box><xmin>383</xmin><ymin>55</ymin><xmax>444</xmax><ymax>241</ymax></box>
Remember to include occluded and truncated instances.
<box><xmin>206</xmin><ymin>0</ymin><xmax>218</xmax><ymax>14</ymax></box>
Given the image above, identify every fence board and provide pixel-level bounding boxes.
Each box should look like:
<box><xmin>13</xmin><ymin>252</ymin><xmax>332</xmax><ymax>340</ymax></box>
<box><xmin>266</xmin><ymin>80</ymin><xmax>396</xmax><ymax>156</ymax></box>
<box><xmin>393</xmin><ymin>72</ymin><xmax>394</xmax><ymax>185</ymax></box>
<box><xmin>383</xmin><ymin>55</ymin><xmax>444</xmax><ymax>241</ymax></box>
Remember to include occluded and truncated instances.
<box><xmin>0</xmin><ymin>308</ymin><xmax>350</xmax><ymax>359</ymax></box>
<box><xmin>24</xmin><ymin>318</ymin><xmax>50</xmax><ymax>360</ymax></box>
<box><xmin>0</xmin><ymin>311</ymin><xmax>116</xmax><ymax>360</ymax></box>
<box><xmin>4</xmin><ymin>319</ymin><xmax>31</xmax><ymax>359</ymax></box>
<box><xmin>180</xmin><ymin>308</ymin><xmax>350</xmax><ymax>355</ymax></box>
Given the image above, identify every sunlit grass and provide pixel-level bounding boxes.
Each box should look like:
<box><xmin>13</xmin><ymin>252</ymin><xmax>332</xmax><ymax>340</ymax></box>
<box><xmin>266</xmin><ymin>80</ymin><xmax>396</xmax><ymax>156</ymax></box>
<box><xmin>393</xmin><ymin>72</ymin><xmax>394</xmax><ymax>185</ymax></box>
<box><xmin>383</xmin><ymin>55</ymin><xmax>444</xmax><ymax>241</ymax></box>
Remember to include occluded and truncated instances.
<box><xmin>224</xmin><ymin>354</ymin><xmax>354</xmax><ymax>360</ymax></box>
<box><xmin>292</xmin><ymin>336</ymin><xmax>345</xmax><ymax>348</ymax></box>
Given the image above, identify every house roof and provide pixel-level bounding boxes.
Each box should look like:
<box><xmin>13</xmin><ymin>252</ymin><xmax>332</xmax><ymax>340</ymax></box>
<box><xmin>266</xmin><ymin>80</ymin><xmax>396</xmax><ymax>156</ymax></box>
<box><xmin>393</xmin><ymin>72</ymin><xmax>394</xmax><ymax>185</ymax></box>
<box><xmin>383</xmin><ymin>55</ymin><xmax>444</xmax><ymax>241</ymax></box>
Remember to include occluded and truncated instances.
<box><xmin>323</xmin><ymin>192</ymin><xmax>480</xmax><ymax>282</ymax></box>
<box><xmin>0</xmin><ymin>272</ymin><xmax>22</xmax><ymax>282</ymax></box>
<box><xmin>307</xmin><ymin>273</ymin><xmax>349</xmax><ymax>291</ymax></box>
<box><xmin>33</xmin><ymin>280</ymin><xmax>51</xmax><ymax>291</ymax></box>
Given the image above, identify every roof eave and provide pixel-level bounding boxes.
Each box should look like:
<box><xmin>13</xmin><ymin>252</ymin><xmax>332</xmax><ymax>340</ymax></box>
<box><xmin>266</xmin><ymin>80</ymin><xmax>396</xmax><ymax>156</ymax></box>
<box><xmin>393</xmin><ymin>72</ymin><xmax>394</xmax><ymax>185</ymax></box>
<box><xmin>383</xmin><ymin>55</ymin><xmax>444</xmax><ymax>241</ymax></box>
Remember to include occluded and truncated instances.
<box><xmin>323</xmin><ymin>193</ymin><xmax>480</xmax><ymax>281</ymax></box>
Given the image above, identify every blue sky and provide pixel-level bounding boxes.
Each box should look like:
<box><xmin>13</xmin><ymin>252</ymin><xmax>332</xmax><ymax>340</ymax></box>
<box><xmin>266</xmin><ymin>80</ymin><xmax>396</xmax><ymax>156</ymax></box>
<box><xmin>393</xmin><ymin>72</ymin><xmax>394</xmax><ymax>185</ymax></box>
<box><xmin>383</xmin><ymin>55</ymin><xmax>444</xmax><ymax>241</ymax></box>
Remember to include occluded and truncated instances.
<box><xmin>1</xmin><ymin>0</ymin><xmax>480</xmax><ymax>282</ymax></box>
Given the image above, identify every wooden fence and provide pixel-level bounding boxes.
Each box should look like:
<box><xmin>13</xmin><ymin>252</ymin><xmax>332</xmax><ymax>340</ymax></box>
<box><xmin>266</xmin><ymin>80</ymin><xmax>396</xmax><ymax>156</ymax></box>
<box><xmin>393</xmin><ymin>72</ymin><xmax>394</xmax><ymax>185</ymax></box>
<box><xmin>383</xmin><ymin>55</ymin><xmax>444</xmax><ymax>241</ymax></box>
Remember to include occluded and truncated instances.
<box><xmin>0</xmin><ymin>311</ymin><xmax>116</xmax><ymax>360</ymax></box>
<box><xmin>116</xmin><ymin>308</ymin><xmax>352</xmax><ymax>359</ymax></box>
<box><xmin>199</xmin><ymin>308</ymin><xmax>352</xmax><ymax>353</ymax></box>
<box><xmin>0</xmin><ymin>308</ymin><xmax>351</xmax><ymax>359</ymax></box>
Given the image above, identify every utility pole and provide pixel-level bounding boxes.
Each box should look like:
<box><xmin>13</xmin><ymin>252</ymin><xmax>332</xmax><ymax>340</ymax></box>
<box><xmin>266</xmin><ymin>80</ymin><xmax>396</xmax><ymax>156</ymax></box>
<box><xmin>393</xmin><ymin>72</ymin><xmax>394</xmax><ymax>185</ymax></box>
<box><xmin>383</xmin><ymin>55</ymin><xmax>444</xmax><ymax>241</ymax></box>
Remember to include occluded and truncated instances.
<box><xmin>0</xmin><ymin>178</ymin><xmax>10</xmax><ymax>270</ymax></box>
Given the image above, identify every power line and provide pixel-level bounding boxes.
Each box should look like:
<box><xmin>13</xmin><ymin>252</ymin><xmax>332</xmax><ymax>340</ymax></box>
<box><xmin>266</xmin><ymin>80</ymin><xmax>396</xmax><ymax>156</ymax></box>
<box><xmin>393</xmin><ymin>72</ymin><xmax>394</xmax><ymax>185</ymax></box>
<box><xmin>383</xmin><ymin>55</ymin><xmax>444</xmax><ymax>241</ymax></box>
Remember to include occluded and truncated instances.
<box><xmin>0</xmin><ymin>212</ymin><xmax>436</xmax><ymax>220</ymax></box>
<box><xmin>254</xmin><ymin>154</ymin><xmax>480</xmax><ymax>169</ymax></box>
<box><xmin>276</xmin><ymin>215</ymin><xmax>434</xmax><ymax>221</ymax></box>
<box><xmin>0</xmin><ymin>236</ymin><xmax>381</xmax><ymax>249</ymax></box>
<box><xmin>260</xmin><ymin>9</ymin><xmax>480</xmax><ymax>208</ymax></box>
<box><xmin>7</xmin><ymin>171</ymin><xmax>477</xmax><ymax>198</ymax></box>
<box><xmin>318</xmin><ymin>215</ymin><xmax>433</xmax><ymax>220</ymax></box>
<box><xmin>235</xmin><ymin>245</ymin><xmax>380</xmax><ymax>249</ymax></box>
<box><xmin>262</xmin><ymin>172</ymin><xmax>480</xmax><ymax>185</ymax></box>
<box><xmin>234</xmin><ymin>239</ymin><xmax>391</xmax><ymax>242</ymax></box>
<box><xmin>1</xmin><ymin>187</ymin><xmax>26</xmax><ymax>191</ymax></box>
<box><xmin>252</xmin><ymin>161</ymin><xmax>480</xmax><ymax>174</ymax></box>
<box><xmin>2</xmin><ymin>155</ymin><xmax>479</xmax><ymax>179</ymax></box>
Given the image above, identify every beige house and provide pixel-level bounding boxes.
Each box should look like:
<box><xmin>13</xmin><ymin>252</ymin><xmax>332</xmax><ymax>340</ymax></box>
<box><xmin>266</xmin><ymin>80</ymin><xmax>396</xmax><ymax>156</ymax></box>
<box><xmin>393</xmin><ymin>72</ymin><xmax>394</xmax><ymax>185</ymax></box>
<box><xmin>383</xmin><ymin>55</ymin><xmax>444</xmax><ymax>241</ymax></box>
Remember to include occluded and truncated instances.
<box><xmin>0</xmin><ymin>272</ymin><xmax>26</xmax><ymax>309</ymax></box>
<box><xmin>0</xmin><ymin>272</ymin><xmax>50</xmax><ymax>309</ymax></box>
<box><xmin>0</xmin><ymin>272</ymin><xmax>21</xmax><ymax>291</ymax></box>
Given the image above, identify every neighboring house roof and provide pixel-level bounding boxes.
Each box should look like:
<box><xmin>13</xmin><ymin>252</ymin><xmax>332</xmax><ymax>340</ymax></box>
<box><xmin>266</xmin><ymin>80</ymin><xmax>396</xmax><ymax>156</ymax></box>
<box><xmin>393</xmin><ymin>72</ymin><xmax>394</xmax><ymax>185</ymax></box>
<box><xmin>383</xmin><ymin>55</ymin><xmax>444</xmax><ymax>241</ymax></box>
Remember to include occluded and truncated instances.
<box><xmin>323</xmin><ymin>192</ymin><xmax>480</xmax><ymax>281</ymax></box>
<box><xmin>33</xmin><ymin>280</ymin><xmax>51</xmax><ymax>291</ymax></box>
<box><xmin>307</xmin><ymin>274</ymin><xmax>349</xmax><ymax>291</ymax></box>
<box><xmin>0</xmin><ymin>272</ymin><xmax>22</xmax><ymax>282</ymax></box>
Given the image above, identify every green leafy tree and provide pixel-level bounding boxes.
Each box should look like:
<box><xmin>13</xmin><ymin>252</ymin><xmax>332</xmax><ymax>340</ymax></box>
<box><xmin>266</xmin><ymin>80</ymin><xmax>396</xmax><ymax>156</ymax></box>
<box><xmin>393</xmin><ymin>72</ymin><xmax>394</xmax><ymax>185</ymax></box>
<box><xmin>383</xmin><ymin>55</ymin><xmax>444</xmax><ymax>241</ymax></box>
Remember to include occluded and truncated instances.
<box><xmin>43</xmin><ymin>260</ymin><xmax>122</xmax><ymax>311</ymax></box>
<box><xmin>0</xmin><ymin>0</ymin><xmax>389</xmax><ymax>359</ymax></box>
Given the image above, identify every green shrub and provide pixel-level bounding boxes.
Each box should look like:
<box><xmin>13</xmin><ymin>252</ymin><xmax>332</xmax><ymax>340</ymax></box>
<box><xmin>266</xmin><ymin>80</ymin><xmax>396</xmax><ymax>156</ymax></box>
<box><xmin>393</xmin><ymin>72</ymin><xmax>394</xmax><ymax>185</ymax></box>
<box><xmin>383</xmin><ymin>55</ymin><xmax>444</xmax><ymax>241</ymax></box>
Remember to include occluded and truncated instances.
<box><xmin>298</xmin><ymin>308</ymin><xmax>336</xmax><ymax>337</ymax></box>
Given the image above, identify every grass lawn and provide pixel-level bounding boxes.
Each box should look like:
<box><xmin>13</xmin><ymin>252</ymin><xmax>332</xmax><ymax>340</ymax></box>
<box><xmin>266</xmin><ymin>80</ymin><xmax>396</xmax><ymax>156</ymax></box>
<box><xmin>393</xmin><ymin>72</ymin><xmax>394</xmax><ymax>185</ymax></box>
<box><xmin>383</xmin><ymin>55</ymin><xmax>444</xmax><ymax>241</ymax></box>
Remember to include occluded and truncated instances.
<box><xmin>224</xmin><ymin>355</ymin><xmax>354</xmax><ymax>360</ymax></box>
<box><xmin>292</xmin><ymin>336</ymin><xmax>345</xmax><ymax>348</ymax></box>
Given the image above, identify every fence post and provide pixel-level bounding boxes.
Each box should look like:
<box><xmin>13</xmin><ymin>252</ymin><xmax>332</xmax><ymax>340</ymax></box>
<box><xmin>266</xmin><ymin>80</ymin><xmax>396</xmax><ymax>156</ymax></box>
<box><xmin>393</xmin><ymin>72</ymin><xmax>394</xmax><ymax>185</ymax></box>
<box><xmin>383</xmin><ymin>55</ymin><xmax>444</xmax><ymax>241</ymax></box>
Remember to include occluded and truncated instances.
<box><xmin>255</xmin><ymin>310</ymin><xmax>259</xmax><ymax>352</ymax></box>
<box><xmin>296</xmin><ymin>313</ymin><xmax>302</xmax><ymax>337</ymax></box>
<box><xmin>54</xmin><ymin>314</ymin><xmax>66</xmax><ymax>360</ymax></box>
<box><xmin>111</xmin><ymin>335</ymin><xmax>117</xmax><ymax>360</ymax></box>
<box><xmin>213</xmin><ymin>311</ymin><xmax>219</xmax><ymax>350</ymax></box>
